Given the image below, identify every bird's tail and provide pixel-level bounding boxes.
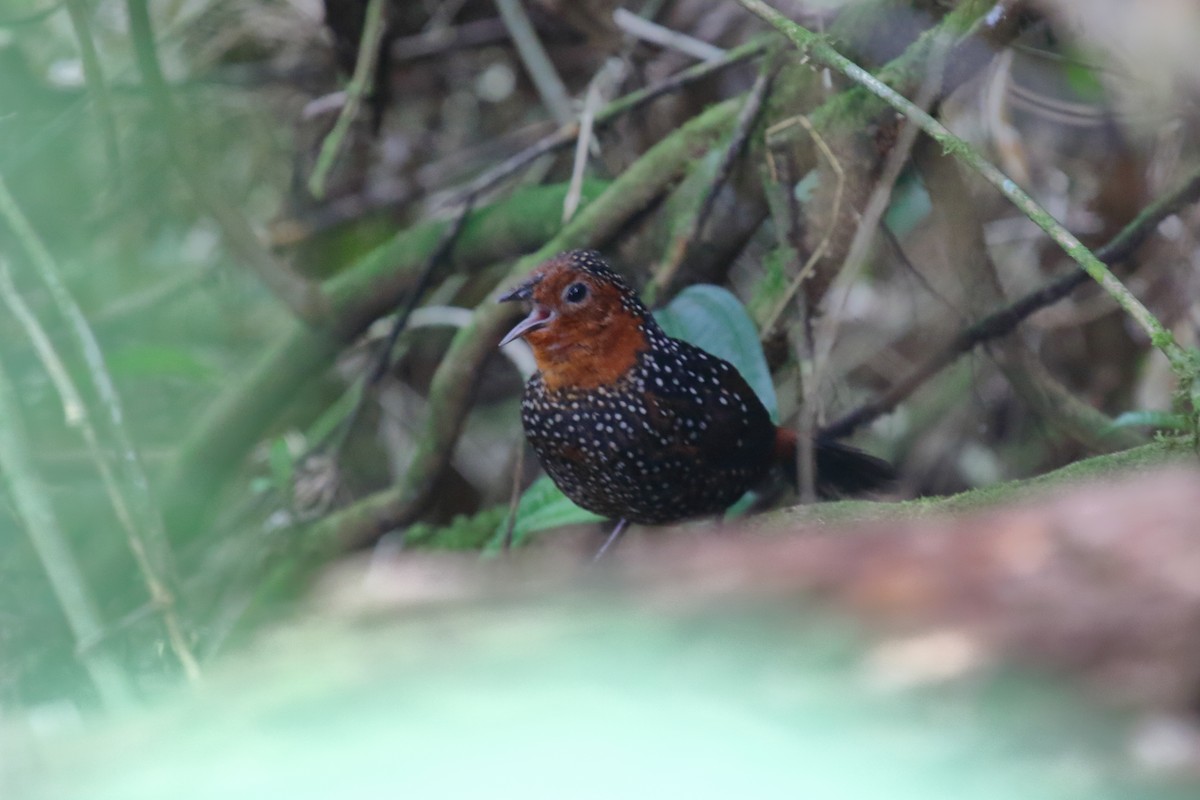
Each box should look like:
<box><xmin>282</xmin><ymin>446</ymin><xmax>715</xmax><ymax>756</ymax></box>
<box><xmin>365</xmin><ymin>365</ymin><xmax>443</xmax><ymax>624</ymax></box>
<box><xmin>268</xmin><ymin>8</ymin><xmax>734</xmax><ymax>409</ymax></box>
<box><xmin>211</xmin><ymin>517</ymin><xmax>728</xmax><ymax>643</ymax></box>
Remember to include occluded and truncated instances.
<box><xmin>773</xmin><ymin>427</ymin><xmax>895</xmax><ymax>497</ymax></box>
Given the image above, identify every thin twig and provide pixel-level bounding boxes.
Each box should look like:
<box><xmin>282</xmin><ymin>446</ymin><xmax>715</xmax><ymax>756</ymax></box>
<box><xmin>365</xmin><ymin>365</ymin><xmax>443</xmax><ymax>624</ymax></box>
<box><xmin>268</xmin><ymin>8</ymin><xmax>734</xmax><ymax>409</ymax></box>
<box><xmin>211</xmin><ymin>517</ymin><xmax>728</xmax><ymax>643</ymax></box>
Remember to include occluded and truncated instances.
<box><xmin>761</xmin><ymin>132</ymin><xmax>815</xmax><ymax>499</ymax></box>
<box><xmin>790</xmin><ymin>325</ymin><xmax>818</xmax><ymax>502</ymax></box>
<box><xmin>564</xmin><ymin>60</ymin><xmax>623</xmax><ymax>223</ymax></box>
<box><xmin>881</xmin><ymin>223</ymin><xmax>965</xmax><ymax>320</ymax></box>
<box><xmin>309</xmin><ymin>0</ymin><xmax>387</xmax><ymax>199</ymax></box>
<box><xmin>612</xmin><ymin>7</ymin><xmax>726</xmax><ymax>62</ymax></box>
<box><xmin>494</xmin><ymin>0</ymin><xmax>573</xmax><ymax>125</ymax></box>
<box><xmin>374</xmin><ymin>202</ymin><xmax>476</xmax><ymax>387</ymax></box>
<box><xmin>761</xmin><ymin>115</ymin><xmax>844</xmax><ymax>336</ymax></box>
<box><xmin>392</xmin><ymin>17</ymin><xmax>507</xmax><ymax>61</ymax></box>
<box><xmin>0</xmin><ymin>351</ymin><xmax>135</xmax><ymax>711</ymax></box>
<box><xmin>776</xmin><ymin>107</ymin><xmax>865</xmax><ymax>499</ymax></box>
<box><xmin>500</xmin><ymin>441</ymin><xmax>525</xmax><ymax>551</ymax></box>
<box><xmin>0</xmin><ymin>178</ymin><xmax>162</xmax><ymax>537</ymax></box>
<box><xmin>822</xmin><ymin>163</ymin><xmax>1200</xmax><ymax>439</ymax></box>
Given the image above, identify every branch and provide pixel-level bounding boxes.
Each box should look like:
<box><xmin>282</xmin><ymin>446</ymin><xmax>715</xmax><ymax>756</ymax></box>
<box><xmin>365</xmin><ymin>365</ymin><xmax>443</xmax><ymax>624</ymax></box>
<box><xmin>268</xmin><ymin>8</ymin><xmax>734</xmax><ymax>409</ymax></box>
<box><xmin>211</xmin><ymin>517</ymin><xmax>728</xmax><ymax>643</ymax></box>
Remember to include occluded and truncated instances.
<box><xmin>753</xmin><ymin>0</ymin><xmax>1009</xmax><ymax>315</ymax></box>
<box><xmin>917</xmin><ymin>142</ymin><xmax>1146</xmax><ymax>454</ymax></box>
<box><xmin>612</xmin><ymin>7</ymin><xmax>726</xmax><ymax>62</ymax></box>
<box><xmin>392</xmin><ymin>17</ymin><xmax>508</xmax><ymax>61</ymax></box>
<box><xmin>323</xmin><ymin>198</ymin><xmax>478</xmax><ymax>468</ymax></box>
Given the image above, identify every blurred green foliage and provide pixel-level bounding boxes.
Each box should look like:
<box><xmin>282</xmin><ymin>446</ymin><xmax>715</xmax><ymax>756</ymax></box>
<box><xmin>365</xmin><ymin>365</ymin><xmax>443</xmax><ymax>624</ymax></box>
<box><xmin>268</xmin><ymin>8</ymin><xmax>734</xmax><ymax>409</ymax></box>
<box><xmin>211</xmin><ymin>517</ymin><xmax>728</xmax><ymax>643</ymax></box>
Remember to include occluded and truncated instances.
<box><xmin>0</xmin><ymin>7</ymin><xmax>304</xmax><ymax>706</ymax></box>
<box><xmin>13</xmin><ymin>596</ymin><xmax>1193</xmax><ymax>800</ymax></box>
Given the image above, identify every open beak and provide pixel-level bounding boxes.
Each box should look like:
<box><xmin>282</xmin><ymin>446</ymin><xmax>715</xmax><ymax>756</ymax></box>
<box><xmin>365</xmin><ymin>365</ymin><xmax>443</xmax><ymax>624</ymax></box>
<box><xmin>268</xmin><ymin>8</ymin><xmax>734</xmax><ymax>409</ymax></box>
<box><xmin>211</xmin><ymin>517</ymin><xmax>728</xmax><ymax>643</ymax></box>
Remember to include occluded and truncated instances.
<box><xmin>498</xmin><ymin>304</ymin><xmax>554</xmax><ymax>347</ymax></box>
<box><xmin>498</xmin><ymin>279</ymin><xmax>552</xmax><ymax>347</ymax></box>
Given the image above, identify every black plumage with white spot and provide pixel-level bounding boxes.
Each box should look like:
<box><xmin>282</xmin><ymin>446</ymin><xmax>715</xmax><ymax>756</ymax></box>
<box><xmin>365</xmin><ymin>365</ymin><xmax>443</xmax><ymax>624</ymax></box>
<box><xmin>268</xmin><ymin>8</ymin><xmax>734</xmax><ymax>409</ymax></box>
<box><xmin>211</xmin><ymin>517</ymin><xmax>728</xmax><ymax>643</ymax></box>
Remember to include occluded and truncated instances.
<box><xmin>516</xmin><ymin>257</ymin><xmax>775</xmax><ymax>524</ymax></box>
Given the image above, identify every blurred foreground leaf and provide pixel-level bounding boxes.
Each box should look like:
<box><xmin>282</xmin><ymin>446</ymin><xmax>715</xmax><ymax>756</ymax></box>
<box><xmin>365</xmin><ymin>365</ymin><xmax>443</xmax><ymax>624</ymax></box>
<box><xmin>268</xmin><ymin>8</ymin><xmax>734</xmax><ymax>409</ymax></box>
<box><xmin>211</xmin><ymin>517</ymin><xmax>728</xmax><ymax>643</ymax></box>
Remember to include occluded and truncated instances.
<box><xmin>11</xmin><ymin>591</ymin><xmax>1188</xmax><ymax>800</ymax></box>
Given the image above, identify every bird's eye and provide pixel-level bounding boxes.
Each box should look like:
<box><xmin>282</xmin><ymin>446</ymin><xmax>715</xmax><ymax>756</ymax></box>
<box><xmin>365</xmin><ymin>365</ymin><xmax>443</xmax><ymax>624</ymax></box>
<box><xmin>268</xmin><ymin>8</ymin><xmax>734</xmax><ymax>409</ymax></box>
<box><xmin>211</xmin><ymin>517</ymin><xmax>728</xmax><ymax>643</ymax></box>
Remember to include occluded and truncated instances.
<box><xmin>563</xmin><ymin>282</ymin><xmax>589</xmax><ymax>303</ymax></box>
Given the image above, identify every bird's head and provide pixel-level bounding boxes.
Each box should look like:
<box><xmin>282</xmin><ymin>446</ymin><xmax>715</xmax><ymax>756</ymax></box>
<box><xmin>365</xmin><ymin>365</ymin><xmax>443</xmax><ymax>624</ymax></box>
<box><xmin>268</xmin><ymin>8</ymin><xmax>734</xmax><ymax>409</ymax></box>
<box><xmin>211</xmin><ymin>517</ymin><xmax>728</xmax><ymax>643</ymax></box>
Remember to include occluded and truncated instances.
<box><xmin>498</xmin><ymin>250</ymin><xmax>652</xmax><ymax>391</ymax></box>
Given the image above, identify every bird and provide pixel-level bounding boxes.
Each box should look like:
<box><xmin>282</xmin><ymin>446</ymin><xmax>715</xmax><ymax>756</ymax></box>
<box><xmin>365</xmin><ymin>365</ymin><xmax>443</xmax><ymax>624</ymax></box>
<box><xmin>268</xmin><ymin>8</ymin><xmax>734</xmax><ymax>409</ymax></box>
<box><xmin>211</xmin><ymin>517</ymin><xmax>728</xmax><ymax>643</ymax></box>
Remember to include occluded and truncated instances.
<box><xmin>498</xmin><ymin>249</ymin><xmax>893</xmax><ymax>556</ymax></box>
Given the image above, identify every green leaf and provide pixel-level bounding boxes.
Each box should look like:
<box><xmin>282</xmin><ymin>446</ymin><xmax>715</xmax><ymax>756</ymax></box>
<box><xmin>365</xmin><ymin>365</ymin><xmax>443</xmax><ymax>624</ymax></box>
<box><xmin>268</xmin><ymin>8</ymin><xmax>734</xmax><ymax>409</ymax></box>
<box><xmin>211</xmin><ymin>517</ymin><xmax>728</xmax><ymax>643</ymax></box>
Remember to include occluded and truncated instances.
<box><xmin>486</xmin><ymin>475</ymin><xmax>604</xmax><ymax>553</ymax></box>
<box><xmin>654</xmin><ymin>284</ymin><xmax>779</xmax><ymax>421</ymax></box>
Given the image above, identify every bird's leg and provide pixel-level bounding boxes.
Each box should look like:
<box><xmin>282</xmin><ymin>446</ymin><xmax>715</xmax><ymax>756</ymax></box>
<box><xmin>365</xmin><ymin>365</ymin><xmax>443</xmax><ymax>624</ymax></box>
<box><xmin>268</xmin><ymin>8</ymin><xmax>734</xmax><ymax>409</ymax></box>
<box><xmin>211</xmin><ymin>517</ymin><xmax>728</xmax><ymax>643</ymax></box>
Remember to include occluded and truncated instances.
<box><xmin>592</xmin><ymin>518</ymin><xmax>629</xmax><ymax>561</ymax></box>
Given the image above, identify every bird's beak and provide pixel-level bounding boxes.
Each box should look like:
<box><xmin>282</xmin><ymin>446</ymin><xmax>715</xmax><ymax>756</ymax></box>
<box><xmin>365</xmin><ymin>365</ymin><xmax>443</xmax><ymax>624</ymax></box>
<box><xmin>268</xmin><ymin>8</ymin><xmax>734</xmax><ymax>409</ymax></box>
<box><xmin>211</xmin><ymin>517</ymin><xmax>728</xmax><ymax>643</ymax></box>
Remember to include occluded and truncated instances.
<box><xmin>498</xmin><ymin>278</ymin><xmax>553</xmax><ymax>347</ymax></box>
<box><xmin>498</xmin><ymin>304</ymin><xmax>554</xmax><ymax>347</ymax></box>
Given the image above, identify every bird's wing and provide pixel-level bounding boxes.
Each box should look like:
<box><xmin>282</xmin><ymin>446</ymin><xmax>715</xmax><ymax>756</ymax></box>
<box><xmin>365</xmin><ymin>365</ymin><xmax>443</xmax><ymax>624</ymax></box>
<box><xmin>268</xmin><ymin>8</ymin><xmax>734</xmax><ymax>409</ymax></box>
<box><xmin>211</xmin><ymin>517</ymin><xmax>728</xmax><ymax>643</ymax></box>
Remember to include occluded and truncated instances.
<box><xmin>637</xmin><ymin>339</ymin><xmax>773</xmax><ymax>469</ymax></box>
